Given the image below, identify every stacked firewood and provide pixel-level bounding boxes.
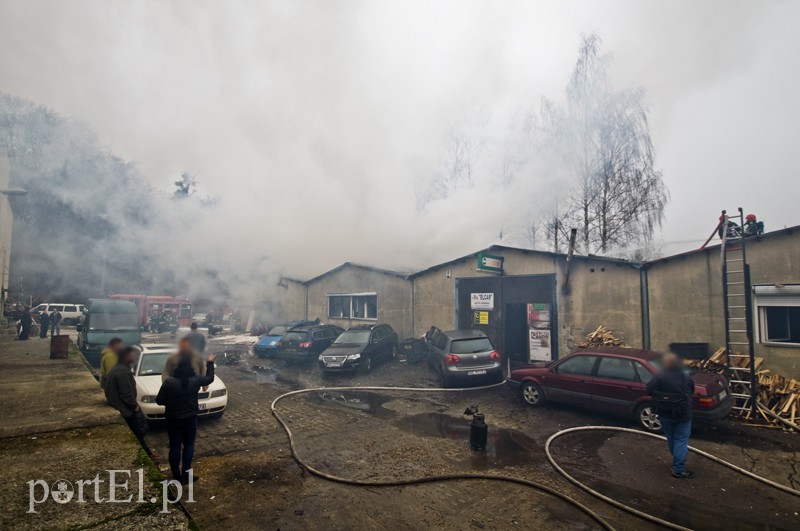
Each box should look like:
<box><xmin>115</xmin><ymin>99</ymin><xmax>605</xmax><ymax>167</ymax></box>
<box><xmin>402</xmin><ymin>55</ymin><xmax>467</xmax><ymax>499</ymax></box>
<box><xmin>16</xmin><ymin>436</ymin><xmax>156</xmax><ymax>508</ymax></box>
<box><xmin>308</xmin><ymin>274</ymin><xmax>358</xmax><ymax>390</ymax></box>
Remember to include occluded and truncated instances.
<box><xmin>687</xmin><ymin>347</ymin><xmax>799</xmax><ymax>430</ymax></box>
<box><xmin>577</xmin><ymin>326</ymin><xmax>625</xmax><ymax>348</ymax></box>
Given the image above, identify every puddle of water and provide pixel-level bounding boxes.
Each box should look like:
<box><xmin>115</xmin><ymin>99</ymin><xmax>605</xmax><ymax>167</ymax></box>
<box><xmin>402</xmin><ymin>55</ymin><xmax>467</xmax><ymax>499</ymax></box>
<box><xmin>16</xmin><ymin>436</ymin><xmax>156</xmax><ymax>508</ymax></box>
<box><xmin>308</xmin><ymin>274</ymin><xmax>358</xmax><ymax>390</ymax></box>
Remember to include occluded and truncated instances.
<box><xmin>395</xmin><ymin>412</ymin><xmax>541</xmax><ymax>469</ymax></box>
<box><xmin>313</xmin><ymin>391</ymin><xmax>397</xmax><ymax>419</ymax></box>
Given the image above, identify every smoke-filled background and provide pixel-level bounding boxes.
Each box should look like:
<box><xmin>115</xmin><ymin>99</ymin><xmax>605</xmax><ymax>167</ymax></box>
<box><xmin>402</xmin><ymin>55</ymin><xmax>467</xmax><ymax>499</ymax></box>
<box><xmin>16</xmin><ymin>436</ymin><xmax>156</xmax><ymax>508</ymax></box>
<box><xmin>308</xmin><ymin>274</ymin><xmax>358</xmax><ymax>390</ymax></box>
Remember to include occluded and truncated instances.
<box><xmin>1</xmin><ymin>0</ymin><xmax>798</xmax><ymax>306</ymax></box>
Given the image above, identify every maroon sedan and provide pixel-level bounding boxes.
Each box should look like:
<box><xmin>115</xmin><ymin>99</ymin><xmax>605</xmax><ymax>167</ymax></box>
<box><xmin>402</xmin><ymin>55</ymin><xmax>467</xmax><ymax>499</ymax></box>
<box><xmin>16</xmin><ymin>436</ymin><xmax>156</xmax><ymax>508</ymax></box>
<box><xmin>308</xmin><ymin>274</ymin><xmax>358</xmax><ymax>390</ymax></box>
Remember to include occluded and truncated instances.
<box><xmin>507</xmin><ymin>347</ymin><xmax>732</xmax><ymax>432</ymax></box>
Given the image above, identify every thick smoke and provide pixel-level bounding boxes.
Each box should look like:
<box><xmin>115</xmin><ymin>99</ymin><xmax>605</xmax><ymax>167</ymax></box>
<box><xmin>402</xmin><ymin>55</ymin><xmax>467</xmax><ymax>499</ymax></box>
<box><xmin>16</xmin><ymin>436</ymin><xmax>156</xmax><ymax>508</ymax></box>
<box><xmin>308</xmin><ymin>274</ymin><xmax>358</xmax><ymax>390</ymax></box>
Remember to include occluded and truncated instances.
<box><xmin>0</xmin><ymin>0</ymin><xmax>797</xmax><ymax>307</ymax></box>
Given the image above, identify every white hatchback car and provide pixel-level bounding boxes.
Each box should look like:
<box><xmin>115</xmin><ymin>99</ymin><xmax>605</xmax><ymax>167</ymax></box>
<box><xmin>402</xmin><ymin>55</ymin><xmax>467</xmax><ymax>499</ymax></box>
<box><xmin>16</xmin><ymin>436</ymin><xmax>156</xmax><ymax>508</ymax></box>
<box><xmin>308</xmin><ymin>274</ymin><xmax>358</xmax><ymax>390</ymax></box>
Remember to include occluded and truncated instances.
<box><xmin>134</xmin><ymin>344</ymin><xmax>228</xmax><ymax>420</ymax></box>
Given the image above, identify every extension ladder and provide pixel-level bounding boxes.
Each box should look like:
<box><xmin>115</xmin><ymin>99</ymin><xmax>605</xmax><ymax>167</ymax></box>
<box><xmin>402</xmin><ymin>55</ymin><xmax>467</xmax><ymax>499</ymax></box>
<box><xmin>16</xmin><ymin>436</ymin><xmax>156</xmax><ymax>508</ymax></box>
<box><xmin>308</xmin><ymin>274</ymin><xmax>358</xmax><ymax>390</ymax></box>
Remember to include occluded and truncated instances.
<box><xmin>720</xmin><ymin>208</ymin><xmax>758</xmax><ymax>415</ymax></box>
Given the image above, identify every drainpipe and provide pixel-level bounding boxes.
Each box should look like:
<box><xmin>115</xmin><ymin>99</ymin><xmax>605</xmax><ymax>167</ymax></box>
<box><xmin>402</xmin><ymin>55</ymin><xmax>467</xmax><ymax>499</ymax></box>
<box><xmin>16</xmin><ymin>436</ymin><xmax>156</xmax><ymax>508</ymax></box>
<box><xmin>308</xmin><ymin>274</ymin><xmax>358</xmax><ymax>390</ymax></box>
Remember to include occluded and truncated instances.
<box><xmin>562</xmin><ymin>229</ymin><xmax>578</xmax><ymax>294</ymax></box>
<box><xmin>639</xmin><ymin>265</ymin><xmax>650</xmax><ymax>350</ymax></box>
<box><xmin>410</xmin><ymin>277</ymin><xmax>415</xmax><ymax>338</ymax></box>
<box><xmin>303</xmin><ymin>284</ymin><xmax>309</xmax><ymax>320</ymax></box>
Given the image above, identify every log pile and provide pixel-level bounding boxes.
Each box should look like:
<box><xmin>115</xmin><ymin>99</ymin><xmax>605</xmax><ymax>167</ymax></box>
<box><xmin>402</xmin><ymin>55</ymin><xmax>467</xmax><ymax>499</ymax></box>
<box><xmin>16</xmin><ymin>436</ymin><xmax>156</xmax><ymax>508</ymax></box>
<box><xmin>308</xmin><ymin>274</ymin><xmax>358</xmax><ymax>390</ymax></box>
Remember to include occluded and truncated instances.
<box><xmin>578</xmin><ymin>326</ymin><xmax>625</xmax><ymax>348</ymax></box>
<box><xmin>687</xmin><ymin>347</ymin><xmax>799</xmax><ymax>431</ymax></box>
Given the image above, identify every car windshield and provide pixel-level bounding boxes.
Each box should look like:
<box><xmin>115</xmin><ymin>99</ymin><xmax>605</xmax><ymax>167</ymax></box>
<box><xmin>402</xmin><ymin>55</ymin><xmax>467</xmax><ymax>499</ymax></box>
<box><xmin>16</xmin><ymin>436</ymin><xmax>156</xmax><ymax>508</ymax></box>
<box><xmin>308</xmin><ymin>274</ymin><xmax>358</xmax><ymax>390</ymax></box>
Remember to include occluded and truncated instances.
<box><xmin>268</xmin><ymin>326</ymin><xmax>288</xmax><ymax>335</ymax></box>
<box><xmin>450</xmin><ymin>337</ymin><xmax>493</xmax><ymax>354</ymax></box>
<box><xmin>89</xmin><ymin>313</ymin><xmax>139</xmax><ymax>331</ymax></box>
<box><xmin>138</xmin><ymin>353</ymin><xmax>171</xmax><ymax>376</ymax></box>
<box><xmin>283</xmin><ymin>331</ymin><xmax>308</xmax><ymax>342</ymax></box>
<box><xmin>334</xmin><ymin>330</ymin><xmax>371</xmax><ymax>345</ymax></box>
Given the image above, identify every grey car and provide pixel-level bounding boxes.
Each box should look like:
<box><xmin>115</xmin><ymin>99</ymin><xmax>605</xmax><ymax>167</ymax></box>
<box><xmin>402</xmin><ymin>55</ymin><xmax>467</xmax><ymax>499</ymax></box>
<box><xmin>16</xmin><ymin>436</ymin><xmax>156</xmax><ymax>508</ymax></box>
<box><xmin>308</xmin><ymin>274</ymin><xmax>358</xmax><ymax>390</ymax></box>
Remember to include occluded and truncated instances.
<box><xmin>427</xmin><ymin>329</ymin><xmax>503</xmax><ymax>387</ymax></box>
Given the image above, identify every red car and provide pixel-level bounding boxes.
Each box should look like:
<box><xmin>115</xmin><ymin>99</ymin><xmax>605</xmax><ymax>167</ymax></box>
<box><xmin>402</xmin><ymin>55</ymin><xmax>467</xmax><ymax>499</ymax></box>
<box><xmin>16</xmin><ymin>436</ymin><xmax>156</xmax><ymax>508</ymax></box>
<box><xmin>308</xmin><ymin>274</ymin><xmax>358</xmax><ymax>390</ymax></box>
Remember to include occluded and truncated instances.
<box><xmin>507</xmin><ymin>347</ymin><xmax>732</xmax><ymax>432</ymax></box>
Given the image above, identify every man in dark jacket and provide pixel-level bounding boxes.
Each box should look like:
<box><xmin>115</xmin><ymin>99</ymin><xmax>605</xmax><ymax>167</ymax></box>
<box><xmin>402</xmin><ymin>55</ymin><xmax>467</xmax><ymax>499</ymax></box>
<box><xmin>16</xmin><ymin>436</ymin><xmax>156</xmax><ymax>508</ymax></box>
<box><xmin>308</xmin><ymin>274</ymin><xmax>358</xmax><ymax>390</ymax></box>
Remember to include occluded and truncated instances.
<box><xmin>18</xmin><ymin>309</ymin><xmax>32</xmax><ymax>340</ymax></box>
<box><xmin>157</xmin><ymin>352</ymin><xmax>216</xmax><ymax>483</ymax></box>
<box><xmin>104</xmin><ymin>346</ymin><xmax>159</xmax><ymax>460</ymax></box>
<box><xmin>39</xmin><ymin>310</ymin><xmax>50</xmax><ymax>339</ymax></box>
<box><xmin>646</xmin><ymin>352</ymin><xmax>695</xmax><ymax>478</ymax></box>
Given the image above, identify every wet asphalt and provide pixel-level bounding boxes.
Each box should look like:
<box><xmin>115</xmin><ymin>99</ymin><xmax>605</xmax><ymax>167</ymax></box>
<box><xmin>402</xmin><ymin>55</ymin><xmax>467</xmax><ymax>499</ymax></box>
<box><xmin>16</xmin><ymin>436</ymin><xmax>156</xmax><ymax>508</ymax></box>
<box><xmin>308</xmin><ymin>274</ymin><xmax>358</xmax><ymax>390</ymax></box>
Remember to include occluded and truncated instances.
<box><xmin>135</xmin><ymin>333</ymin><xmax>800</xmax><ymax>530</ymax></box>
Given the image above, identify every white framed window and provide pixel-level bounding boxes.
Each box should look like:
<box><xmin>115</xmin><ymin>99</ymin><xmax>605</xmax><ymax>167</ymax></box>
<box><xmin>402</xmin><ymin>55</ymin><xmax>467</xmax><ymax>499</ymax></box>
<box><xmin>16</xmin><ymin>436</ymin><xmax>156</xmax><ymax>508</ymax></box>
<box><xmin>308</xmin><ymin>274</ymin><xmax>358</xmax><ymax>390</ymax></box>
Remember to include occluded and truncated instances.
<box><xmin>754</xmin><ymin>285</ymin><xmax>800</xmax><ymax>346</ymax></box>
<box><xmin>327</xmin><ymin>293</ymin><xmax>377</xmax><ymax>320</ymax></box>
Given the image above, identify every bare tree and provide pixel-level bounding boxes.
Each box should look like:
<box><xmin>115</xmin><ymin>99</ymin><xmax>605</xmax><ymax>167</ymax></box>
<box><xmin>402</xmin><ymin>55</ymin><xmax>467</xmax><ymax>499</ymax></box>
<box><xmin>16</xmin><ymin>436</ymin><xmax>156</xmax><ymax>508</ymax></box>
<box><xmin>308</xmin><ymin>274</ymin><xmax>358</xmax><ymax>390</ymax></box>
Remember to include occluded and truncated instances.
<box><xmin>543</xmin><ymin>33</ymin><xmax>668</xmax><ymax>253</ymax></box>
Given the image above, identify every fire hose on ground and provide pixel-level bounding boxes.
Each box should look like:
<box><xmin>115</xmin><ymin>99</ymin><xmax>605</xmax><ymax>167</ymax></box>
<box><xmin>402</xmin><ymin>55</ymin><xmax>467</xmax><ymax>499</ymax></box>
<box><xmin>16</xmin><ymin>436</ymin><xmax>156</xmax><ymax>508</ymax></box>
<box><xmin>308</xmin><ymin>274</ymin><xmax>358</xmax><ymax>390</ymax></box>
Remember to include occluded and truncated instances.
<box><xmin>270</xmin><ymin>383</ymin><xmax>800</xmax><ymax>531</ymax></box>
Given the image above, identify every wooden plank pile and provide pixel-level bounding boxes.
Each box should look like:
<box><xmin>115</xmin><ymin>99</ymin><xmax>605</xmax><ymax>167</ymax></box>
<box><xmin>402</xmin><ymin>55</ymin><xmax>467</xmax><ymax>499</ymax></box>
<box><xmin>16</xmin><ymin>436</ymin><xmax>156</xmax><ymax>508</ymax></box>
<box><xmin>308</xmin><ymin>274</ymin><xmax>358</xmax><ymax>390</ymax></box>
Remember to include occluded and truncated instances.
<box><xmin>578</xmin><ymin>326</ymin><xmax>625</xmax><ymax>348</ymax></box>
<box><xmin>687</xmin><ymin>347</ymin><xmax>799</xmax><ymax>431</ymax></box>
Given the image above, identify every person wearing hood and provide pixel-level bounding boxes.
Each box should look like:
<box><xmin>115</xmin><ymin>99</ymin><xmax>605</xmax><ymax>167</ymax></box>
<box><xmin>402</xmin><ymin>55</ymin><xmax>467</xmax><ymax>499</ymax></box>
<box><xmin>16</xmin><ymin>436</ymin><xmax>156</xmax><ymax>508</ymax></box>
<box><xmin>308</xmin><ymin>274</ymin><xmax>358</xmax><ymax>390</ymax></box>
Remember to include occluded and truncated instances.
<box><xmin>646</xmin><ymin>352</ymin><xmax>695</xmax><ymax>479</ymax></box>
<box><xmin>18</xmin><ymin>309</ymin><xmax>32</xmax><ymax>340</ymax></box>
<box><xmin>157</xmin><ymin>339</ymin><xmax>216</xmax><ymax>483</ymax></box>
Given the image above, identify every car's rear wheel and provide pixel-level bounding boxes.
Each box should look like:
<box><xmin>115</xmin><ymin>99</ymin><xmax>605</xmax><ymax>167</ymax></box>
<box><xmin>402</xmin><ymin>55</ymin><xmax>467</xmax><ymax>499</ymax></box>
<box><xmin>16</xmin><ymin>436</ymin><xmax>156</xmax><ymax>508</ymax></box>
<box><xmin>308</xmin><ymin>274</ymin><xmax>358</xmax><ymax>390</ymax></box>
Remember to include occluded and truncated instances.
<box><xmin>520</xmin><ymin>382</ymin><xmax>545</xmax><ymax>407</ymax></box>
<box><xmin>635</xmin><ymin>403</ymin><xmax>662</xmax><ymax>432</ymax></box>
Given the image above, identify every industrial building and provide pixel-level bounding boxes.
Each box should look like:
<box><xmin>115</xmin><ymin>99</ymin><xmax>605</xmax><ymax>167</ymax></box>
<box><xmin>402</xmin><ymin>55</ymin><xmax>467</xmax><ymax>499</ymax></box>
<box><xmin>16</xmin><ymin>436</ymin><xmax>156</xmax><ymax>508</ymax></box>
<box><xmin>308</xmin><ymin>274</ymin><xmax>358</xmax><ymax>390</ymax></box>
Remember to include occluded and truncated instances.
<box><xmin>277</xmin><ymin>226</ymin><xmax>800</xmax><ymax>377</ymax></box>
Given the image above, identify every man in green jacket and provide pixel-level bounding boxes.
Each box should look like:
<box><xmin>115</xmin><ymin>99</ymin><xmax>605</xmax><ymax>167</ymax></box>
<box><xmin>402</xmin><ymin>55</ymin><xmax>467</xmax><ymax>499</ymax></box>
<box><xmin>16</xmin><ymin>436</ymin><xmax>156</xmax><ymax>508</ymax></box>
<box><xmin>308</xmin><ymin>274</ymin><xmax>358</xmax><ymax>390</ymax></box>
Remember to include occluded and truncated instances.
<box><xmin>104</xmin><ymin>346</ymin><xmax>159</xmax><ymax>460</ymax></box>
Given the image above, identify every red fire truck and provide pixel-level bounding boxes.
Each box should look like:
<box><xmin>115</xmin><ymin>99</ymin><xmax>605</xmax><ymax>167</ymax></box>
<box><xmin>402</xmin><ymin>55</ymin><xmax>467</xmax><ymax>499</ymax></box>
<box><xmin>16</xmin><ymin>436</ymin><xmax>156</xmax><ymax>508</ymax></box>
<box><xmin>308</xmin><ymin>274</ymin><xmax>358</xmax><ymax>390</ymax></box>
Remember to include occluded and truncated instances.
<box><xmin>109</xmin><ymin>294</ymin><xmax>193</xmax><ymax>328</ymax></box>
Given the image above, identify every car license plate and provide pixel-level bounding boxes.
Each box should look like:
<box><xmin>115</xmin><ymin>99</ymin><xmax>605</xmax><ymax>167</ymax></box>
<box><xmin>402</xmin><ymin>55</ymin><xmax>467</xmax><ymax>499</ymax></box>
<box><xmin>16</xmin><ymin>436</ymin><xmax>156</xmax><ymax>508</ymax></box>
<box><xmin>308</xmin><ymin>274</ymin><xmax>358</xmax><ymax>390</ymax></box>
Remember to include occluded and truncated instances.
<box><xmin>327</xmin><ymin>362</ymin><xmax>342</xmax><ymax>368</ymax></box>
<box><xmin>467</xmin><ymin>370</ymin><xmax>487</xmax><ymax>376</ymax></box>
<box><xmin>198</xmin><ymin>403</ymin><xmax>207</xmax><ymax>410</ymax></box>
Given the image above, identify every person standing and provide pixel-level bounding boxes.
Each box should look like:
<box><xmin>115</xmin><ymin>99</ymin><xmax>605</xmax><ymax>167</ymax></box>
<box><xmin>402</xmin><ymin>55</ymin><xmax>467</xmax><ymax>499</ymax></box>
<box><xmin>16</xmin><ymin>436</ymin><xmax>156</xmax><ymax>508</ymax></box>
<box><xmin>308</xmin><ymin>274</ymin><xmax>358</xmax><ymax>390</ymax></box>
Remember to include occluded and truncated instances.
<box><xmin>162</xmin><ymin>337</ymin><xmax>206</xmax><ymax>382</ymax></box>
<box><xmin>646</xmin><ymin>352</ymin><xmax>695</xmax><ymax>479</ymax></box>
<box><xmin>50</xmin><ymin>309</ymin><xmax>62</xmax><ymax>336</ymax></box>
<box><xmin>19</xmin><ymin>309</ymin><xmax>32</xmax><ymax>340</ymax></box>
<box><xmin>104</xmin><ymin>346</ymin><xmax>159</xmax><ymax>460</ymax></box>
<box><xmin>100</xmin><ymin>338</ymin><xmax>123</xmax><ymax>387</ymax></box>
<box><xmin>185</xmin><ymin>322</ymin><xmax>206</xmax><ymax>354</ymax></box>
<box><xmin>39</xmin><ymin>309</ymin><xmax>50</xmax><ymax>339</ymax></box>
<box><xmin>157</xmin><ymin>353</ymin><xmax>216</xmax><ymax>483</ymax></box>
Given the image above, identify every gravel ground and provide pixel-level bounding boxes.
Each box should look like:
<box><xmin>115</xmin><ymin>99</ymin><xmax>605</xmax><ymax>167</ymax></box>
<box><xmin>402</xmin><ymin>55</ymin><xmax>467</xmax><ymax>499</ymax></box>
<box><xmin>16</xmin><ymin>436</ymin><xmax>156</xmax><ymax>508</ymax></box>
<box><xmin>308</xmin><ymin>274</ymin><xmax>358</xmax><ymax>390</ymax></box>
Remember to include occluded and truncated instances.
<box><xmin>136</xmin><ymin>340</ymin><xmax>800</xmax><ymax>530</ymax></box>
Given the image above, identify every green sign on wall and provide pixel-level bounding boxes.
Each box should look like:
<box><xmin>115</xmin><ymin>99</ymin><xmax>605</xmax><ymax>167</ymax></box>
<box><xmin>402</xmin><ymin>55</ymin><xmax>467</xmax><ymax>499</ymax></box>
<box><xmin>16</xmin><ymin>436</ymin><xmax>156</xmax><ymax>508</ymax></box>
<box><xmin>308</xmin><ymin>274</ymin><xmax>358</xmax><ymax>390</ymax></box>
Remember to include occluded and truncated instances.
<box><xmin>477</xmin><ymin>252</ymin><xmax>504</xmax><ymax>274</ymax></box>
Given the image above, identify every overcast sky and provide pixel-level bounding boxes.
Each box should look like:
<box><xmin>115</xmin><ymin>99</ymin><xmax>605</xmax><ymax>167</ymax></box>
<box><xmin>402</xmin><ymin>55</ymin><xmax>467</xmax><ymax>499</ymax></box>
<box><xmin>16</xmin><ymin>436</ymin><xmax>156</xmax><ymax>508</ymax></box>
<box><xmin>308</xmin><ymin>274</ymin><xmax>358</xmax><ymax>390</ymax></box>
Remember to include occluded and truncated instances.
<box><xmin>1</xmin><ymin>0</ymin><xmax>798</xmax><ymax>276</ymax></box>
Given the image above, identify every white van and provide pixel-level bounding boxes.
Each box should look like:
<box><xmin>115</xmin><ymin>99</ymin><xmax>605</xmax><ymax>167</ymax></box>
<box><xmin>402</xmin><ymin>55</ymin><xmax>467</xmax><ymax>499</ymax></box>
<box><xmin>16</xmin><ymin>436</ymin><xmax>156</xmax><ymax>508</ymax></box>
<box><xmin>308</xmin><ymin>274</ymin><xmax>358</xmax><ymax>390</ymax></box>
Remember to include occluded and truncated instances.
<box><xmin>32</xmin><ymin>303</ymin><xmax>86</xmax><ymax>325</ymax></box>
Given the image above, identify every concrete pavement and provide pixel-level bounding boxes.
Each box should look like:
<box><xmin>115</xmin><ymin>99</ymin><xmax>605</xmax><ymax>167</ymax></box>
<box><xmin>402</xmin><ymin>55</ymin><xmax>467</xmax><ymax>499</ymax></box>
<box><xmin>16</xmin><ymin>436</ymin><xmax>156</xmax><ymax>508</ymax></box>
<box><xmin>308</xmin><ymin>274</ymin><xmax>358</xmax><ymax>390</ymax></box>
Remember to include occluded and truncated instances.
<box><xmin>0</xmin><ymin>336</ymin><xmax>190</xmax><ymax>530</ymax></box>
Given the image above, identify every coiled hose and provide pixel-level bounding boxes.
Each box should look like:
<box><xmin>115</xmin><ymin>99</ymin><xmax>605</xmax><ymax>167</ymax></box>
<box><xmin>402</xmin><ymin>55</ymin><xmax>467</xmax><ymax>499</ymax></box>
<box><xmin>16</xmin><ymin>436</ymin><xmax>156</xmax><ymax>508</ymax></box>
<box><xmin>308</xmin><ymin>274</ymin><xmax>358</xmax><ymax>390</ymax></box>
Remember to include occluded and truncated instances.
<box><xmin>545</xmin><ymin>426</ymin><xmax>800</xmax><ymax>531</ymax></box>
<box><xmin>271</xmin><ymin>382</ymin><xmax>615</xmax><ymax>531</ymax></box>
<box><xmin>271</xmin><ymin>383</ymin><xmax>800</xmax><ymax>531</ymax></box>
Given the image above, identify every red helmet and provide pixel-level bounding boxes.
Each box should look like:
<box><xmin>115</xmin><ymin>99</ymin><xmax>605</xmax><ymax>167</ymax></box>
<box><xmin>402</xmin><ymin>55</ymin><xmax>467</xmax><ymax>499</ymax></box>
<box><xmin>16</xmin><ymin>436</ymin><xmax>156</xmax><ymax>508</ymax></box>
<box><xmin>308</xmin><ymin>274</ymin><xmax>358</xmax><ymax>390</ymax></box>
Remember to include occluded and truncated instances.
<box><xmin>746</xmin><ymin>214</ymin><xmax>756</xmax><ymax>221</ymax></box>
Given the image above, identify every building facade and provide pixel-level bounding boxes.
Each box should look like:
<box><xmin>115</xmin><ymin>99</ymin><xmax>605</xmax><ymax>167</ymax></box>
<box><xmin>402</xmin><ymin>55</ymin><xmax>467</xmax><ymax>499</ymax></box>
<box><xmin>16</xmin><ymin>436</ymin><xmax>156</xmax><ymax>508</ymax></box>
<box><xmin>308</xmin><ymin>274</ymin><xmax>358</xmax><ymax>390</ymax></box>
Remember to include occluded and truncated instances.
<box><xmin>277</xmin><ymin>227</ymin><xmax>800</xmax><ymax>377</ymax></box>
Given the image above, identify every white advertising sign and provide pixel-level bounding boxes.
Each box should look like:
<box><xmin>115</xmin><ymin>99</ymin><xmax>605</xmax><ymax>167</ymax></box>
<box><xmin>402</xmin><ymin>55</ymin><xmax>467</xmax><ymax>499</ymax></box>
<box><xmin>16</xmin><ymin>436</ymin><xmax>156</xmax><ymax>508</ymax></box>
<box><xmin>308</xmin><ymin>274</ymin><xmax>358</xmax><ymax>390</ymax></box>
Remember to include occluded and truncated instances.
<box><xmin>529</xmin><ymin>329</ymin><xmax>552</xmax><ymax>362</ymax></box>
<box><xmin>470</xmin><ymin>293</ymin><xmax>495</xmax><ymax>310</ymax></box>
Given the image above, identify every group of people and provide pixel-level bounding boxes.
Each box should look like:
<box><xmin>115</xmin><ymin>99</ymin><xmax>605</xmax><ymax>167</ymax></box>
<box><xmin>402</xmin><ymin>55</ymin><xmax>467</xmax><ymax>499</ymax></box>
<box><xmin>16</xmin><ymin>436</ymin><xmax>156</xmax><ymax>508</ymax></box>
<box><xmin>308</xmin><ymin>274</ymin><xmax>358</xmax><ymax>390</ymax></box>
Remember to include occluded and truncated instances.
<box><xmin>14</xmin><ymin>308</ymin><xmax>61</xmax><ymax>340</ymax></box>
<box><xmin>100</xmin><ymin>328</ymin><xmax>214</xmax><ymax>484</ymax></box>
<box><xmin>36</xmin><ymin>309</ymin><xmax>62</xmax><ymax>338</ymax></box>
<box><xmin>718</xmin><ymin>212</ymin><xmax>765</xmax><ymax>240</ymax></box>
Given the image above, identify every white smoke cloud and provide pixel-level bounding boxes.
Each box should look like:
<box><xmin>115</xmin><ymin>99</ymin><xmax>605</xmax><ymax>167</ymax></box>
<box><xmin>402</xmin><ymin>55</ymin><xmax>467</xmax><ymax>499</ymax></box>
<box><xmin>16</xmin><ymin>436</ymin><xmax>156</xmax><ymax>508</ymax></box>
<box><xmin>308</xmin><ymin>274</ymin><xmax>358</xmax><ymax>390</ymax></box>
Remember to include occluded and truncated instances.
<box><xmin>1</xmin><ymin>0</ymin><xmax>798</xmax><ymax>299</ymax></box>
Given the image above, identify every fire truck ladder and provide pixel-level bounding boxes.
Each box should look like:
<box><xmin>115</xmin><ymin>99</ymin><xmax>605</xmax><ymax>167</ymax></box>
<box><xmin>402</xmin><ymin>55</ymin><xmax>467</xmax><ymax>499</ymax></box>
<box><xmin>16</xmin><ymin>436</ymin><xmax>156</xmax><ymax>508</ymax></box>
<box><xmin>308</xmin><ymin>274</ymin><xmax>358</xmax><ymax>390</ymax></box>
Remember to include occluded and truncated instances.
<box><xmin>720</xmin><ymin>208</ymin><xmax>758</xmax><ymax>416</ymax></box>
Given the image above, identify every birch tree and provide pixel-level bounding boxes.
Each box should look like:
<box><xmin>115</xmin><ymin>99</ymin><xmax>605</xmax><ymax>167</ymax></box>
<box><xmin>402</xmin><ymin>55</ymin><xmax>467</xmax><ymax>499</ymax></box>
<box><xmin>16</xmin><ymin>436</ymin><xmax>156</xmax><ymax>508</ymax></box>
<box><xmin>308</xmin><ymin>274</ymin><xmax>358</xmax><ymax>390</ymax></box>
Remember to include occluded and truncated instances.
<box><xmin>543</xmin><ymin>33</ymin><xmax>668</xmax><ymax>253</ymax></box>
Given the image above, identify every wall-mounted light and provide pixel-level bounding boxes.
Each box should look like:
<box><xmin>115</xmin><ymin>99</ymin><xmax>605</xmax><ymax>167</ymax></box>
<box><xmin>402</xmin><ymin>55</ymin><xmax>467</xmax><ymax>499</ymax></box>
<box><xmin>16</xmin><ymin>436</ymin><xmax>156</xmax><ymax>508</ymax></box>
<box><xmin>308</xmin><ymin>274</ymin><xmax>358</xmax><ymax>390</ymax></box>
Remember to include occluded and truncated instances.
<box><xmin>446</xmin><ymin>269</ymin><xmax>452</xmax><ymax>278</ymax></box>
